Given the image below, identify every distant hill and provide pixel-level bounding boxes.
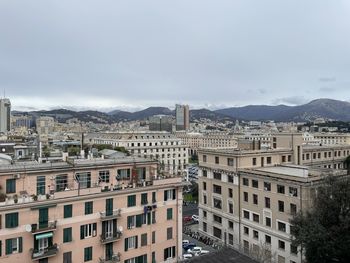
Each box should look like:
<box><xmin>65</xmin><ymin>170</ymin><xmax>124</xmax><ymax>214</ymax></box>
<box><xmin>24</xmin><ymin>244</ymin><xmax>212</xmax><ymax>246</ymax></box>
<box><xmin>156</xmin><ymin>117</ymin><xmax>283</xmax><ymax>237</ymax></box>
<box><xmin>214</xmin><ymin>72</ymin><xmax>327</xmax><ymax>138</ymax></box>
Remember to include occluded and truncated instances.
<box><xmin>216</xmin><ymin>99</ymin><xmax>350</xmax><ymax>122</ymax></box>
<box><xmin>15</xmin><ymin>98</ymin><xmax>350</xmax><ymax>123</ymax></box>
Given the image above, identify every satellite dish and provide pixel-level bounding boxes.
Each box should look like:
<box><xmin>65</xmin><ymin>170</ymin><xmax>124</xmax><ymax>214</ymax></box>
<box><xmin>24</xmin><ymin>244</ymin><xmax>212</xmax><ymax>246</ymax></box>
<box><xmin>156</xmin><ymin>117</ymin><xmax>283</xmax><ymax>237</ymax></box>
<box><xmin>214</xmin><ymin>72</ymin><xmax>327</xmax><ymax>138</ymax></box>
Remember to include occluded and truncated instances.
<box><xmin>25</xmin><ymin>224</ymin><xmax>32</xmax><ymax>232</ymax></box>
<box><xmin>119</xmin><ymin>226</ymin><xmax>123</xmax><ymax>232</ymax></box>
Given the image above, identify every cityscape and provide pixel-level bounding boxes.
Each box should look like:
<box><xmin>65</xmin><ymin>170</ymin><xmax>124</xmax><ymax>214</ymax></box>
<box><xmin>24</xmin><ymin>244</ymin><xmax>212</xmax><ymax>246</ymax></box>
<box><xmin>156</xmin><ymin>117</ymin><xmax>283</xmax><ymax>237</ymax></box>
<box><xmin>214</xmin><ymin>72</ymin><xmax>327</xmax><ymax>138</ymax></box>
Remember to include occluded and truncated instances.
<box><xmin>1</xmin><ymin>1</ymin><xmax>350</xmax><ymax>263</ymax></box>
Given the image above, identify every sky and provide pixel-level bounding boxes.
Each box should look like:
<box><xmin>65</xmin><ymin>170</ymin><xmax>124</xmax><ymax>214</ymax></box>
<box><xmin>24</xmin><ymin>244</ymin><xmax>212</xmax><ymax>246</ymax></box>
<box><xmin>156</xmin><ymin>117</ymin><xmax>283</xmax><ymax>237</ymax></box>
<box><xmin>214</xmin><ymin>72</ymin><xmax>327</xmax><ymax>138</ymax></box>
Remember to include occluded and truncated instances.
<box><xmin>1</xmin><ymin>0</ymin><xmax>350</xmax><ymax>112</ymax></box>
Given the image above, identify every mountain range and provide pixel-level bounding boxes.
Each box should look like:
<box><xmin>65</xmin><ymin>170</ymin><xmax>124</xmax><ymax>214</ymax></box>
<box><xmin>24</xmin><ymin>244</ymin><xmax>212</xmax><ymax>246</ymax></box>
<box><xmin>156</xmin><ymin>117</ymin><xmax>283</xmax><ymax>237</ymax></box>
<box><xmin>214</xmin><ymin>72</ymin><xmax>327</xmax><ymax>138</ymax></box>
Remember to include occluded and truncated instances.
<box><xmin>13</xmin><ymin>99</ymin><xmax>350</xmax><ymax>123</ymax></box>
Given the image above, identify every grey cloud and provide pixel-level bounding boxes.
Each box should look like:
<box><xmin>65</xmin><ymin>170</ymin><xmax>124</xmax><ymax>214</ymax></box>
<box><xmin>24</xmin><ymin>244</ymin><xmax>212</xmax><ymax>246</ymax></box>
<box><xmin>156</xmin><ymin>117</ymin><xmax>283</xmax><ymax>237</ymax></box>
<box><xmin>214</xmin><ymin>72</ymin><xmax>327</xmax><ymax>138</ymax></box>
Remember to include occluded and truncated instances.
<box><xmin>271</xmin><ymin>96</ymin><xmax>309</xmax><ymax>106</ymax></box>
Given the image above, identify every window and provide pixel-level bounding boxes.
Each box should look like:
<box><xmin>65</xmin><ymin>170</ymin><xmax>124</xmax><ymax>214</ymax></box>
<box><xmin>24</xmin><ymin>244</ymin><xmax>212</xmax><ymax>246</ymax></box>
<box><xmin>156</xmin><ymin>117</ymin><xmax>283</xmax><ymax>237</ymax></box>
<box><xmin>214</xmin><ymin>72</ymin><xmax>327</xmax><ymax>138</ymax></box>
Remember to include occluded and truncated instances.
<box><xmin>278</xmin><ymin>222</ymin><xmax>286</xmax><ymax>232</ymax></box>
<box><xmin>141</xmin><ymin>193</ymin><xmax>148</xmax><ymax>205</ymax></box>
<box><xmin>213</xmin><ymin>172</ymin><xmax>222</xmax><ymax>180</ymax></box>
<box><xmin>5</xmin><ymin>237</ymin><xmax>22</xmax><ymax>254</ymax></box>
<box><xmin>252</xmin><ymin>158</ymin><xmax>257</xmax><ymax>166</ymax></box>
<box><xmin>253</xmin><ymin>230</ymin><xmax>259</xmax><ymax>239</ymax></box>
<box><xmin>117</xmin><ymin>169</ymin><xmax>130</xmax><ymax>179</ymax></box>
<box><xmin>243</xmin><ymin>192</ymin><xmax>248</xmax><ymax>202</ymax></box>
<box><xmin>6</xmin><ymin>179</ymin><xmax>16</xmax><ymax>194</ymax></box>
<box><xmin>64</xmin><ymin>204</ymin><xmax>73</xmax><ymax>218</ymax></box>
<box><xmin>213</xmin><ymin>226</ymin><xmax>222</xmax><ymax>238</ymax></box>
<box><xmin>203</xmin><ymin>155</ymin><xmax>207</xmax><ymax>162</ymax></box>
<box><xmin>227</xmin><ymin>158</ymin><xmax>234</xmax><ymax>166</ymax></box>
<box><xmin>253</xmin><ymin>213</ymin><xmax>259</xmax><ymax>223</ymax></box>
<box><xmin>203</xmin><ymin>194</ymin><xmax>207</xmax><ymax>204</ymax></box>
<box><xmin>265</xmin><ymin>235</ymin><xmax>271</xmax><ymax>244</ymax></box>
<box><xmin>167</xmin><ymin>208</ymin><xmax>173</xmax><ymax>220</ymax></box>
<box><xmin>203</xmin><ymin>210</ymin><xmax>207</xmax><ymax>218</ymax></box>
<box><xmin>277</xmin><ymin>185</ymin><xmax>285</xmax><ymax>194</ymax></box>
<box><xmin>215</xmin><ymin>156</ymin><xmax>219</xmax><ymax>164</ymax></box>
<box><xmin>99</xmin><ymin>170</ymin><xmax>110</xmax><ymax>183</ymax></box>
<box><xmin>228</xmin><ymin>202</ymin><xmax>234</xmax><ymax>214</ymax></box>
<box><xmin>152</xmin><ymin>231</ymin><xmax>156</xmax><ymax>244</ymax></box>
<box><xmin>243</xmin><ymin>178</ymin><xmax>249</xmax><ymax>186</ymax></box>
<box><xmin>167</xmin><ymin>227</ymin><xmax>173</xmax><ymax>240</ymax></box>
<box><xmin>278</xmin><ymin>201</ymin><xmax>285</xmax><ymax>212</ymax></box>
<box><xmin>84</xmin><ymin>247</ymin><xmax>92</xmax><ymax>262</ymax></box>
<box><xmin>202</xmin><ymin>170</ymin><xmax>207</xmax><ymax>177</ymax></box>
<box><xmin>76</xmin><ymin>172</ymin><xmax>91</xmax><ymax>189</ymax></box>
<box><xmin>125</xmin><ymin>236</ymin><xmax>138</xmax><ymax>251</ymax></box>
<box><xmin>63</xmin><ymin>251</ymin><xmax>72</xmax><ymax>263</ymax></box>
<box><xmin>80</xmin><ymin>223</ymin><xmax>97</xmax><ymax>239</ymax></box>
<box><xmin>228</xmin><ymin>188</ymin><xmax>233</xmax><ymax>198</ymax></box>
<box><xmin>164</xmin><ymin>246</ymin><xmax>176</xmax><ymax>260</ymax></box>
<box><xmin>288</xmin><ymin>155</ymin><xmax>292</xmax><ymax>162</ymax></box>
<box><xmin>282</xmin><ymin>155</ymin><xmax>286</xmax><ymax>162</ymax></box>
<box><xmin>5</xmin><ymin>213</ymin><xmax>18</xmax><ymax>228</ymax></box>
<box><xmin>289</xmin><ymin>187</ymin><xmax>298</xmax><ymax>197</ymax></box>
<box><xmin>264</xmin><ymin>182</ymin><xmax>271</xmax><ymax>191</ymax></box>
<box><xmin>213</xmin><ymin>214</ymin><xmax>222</xmax><ymax>224</ymax></box>
<box><xmin>291</xmin><ymin>244</ymin><xmax>298</xmax><ymax>254</ymax></box>
<box><xmin>267</xmin><ymin>157</ymin><xmax>272</xmax><ymax>164</ymax></box>
<box><xmin>228</xmin><ymin>221</ymin><xmax>234</xmax><ymax>230</ymax></box>
<box><xmin>203</xmin><ymin>222</ymin><xmax>207</xmax><ymax>232</ymax></box>
<box><xmin>290</xmin><ymin>203</ymin><xmax>297</xmax><ymax>215</ymax></box>
<box><xmin>85</xmin><ymin>201</ymin><xmax>93</xmax><ymax>215</ymax></box>
<box><xmin>55</xmin><ymin>174</ymin><xmax>68</xmax><ymax>192</ymax></box>
<box><xmin>213</xmin><ymin>198</ymin><xmax>222</xmax><ymax>209</ymax></box>
<box><xmin>213</xmin><ymin>184</ymin><xmax>222</xmax><ymax>194</ymax></box>
<box><xmin>228</xmin><ymin>175</ymin><xmax>234</xmax><ymax>183</ymax></box>
<box><xmin>128</xmin><ymin>195</ymin><xmax>136</xmax><ymax>207</ymax></box>
<box><xmin>63</xmin><ymin>227</ymin><xmax>72</xmax><ymax>243</ymax></box>
<box><xmin>229</xmin><ymin>233</ymin><xmax>234</xmax><ymax>245</ymax></box>
<box><xmin>243</xmin><ymin>210</ymin><xmax>249</xmax><ymax>219</ymax></box>
<box><xmin>203</xmin><ymin>182</ymin><xmax>207</xmax><ymax>191</ymax></box>
<box><xmin>141</xmin><ymin>233</ymin><xmax>147</xmax><ymax>247</ymax></box>
<box><xmin>278</xmin><ymin>240</ymin><xmax>285</xmax><ymax>250</ymax></box>
<box><xmin>37</xmin><ymin>176</ymin><xmax>46</xmax><ymax>195</ymax></box>
<box><xmin>164</xmin><ymin>189</ymin><xmax>176</xmax><ymax>201</ymax></box>
<box><xmin>253</xmin><ymin>194</ymin><xmax>258</xmax><ymax>205</ymax></box>
<box><xmin>265</xmin><ymin>197</ymin><xmax>271</xmax><ymax>208</ymax></box>
<box><xmin>152</xmin><ymin>192</ymin><xmax>156</xmax><ymax>203</ymax></box>
<box><xmin>265</xmin><ymin>217</ymin><xmax>271</xmax><ymax>227</ymax></box>
<box><xmin>244</xmin><ymin>226</ymin><xmax>249</xmax><ymax>235</ymax></box>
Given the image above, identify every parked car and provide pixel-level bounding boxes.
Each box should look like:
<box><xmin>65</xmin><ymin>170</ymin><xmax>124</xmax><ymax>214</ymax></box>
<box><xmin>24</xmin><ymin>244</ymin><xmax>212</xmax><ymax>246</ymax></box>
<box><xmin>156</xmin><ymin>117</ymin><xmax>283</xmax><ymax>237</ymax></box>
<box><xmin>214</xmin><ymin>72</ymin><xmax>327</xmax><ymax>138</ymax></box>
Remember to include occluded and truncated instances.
<box><xmin>188</xmin><ymin>246</ymin><xmax>210</xmax><ymax>256</ymax></box>
<box><xmin>182</xmin><ymin>240</ymin><xmax>190</xmax><ymax>245</ymax></box>
<box><xmin>183</xmin><ymin>253</ymin><xmax>193</xmax><ymax>260</ymax></box>
<box><xmin>183</xmin><ymin>216</ymin><xmax>192</xmax><ymax>223</ymax></box>
<box><xmin>183</xmin><ymin>242</ymin><xmax>197</xmax><ymax>250</ymax></box>
<box><xmin>191</xmin><ymin>215</ymin><xmax>199</xmax><ymax>222</ymax></box>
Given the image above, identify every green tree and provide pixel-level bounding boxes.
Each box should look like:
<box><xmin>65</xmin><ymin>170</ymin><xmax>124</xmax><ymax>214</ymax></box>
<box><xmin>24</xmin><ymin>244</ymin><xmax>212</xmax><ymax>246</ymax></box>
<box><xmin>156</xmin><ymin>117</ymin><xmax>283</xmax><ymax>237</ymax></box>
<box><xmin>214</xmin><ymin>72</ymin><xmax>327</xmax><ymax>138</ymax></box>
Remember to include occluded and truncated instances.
<box><xmin>291</xmin><ymin>176</ymin><xmax>350</xmax><ymax>263</ymax></box>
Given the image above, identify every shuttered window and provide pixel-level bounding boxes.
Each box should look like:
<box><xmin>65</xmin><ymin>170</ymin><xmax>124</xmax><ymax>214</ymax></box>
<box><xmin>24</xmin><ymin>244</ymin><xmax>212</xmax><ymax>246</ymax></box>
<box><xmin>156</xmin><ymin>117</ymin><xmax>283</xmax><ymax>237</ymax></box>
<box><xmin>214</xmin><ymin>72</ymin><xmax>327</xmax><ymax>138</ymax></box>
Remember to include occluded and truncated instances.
<box><xmin>5</xmin><ymin>237</ymin><xmax>22</xmax><ymax>255</ymax></box>
<box><xmin>6</xmin><ymin>179</ymin><xmax>16</xmax><ymax>194</ymax></box>
<box><xmin>167</xmin><ymin>208</ymin><xmax>173</xmax><ymax>220</ymax></box>
<box><xmin>84</xmin><ymin>246</ymin><xmax>92</xmax><ymax>261</ymax></box>
<box><xmin>127</xmin><ymin>195</ymin><xmax>136</xmax><ymax>207</ymax></box>
<box><xmin>64</xmin><ymin>204</ymin><xmax>72</xmax><ymax>218</ymax></box>
<box><xmin>5</xmin><ymin>213</ymin><xmax>18</xmax><ymax>228</ymax></box>
<box><xmin>85</xmin><ymin>201</ymin><xmax>93</xmax><ymax>215</ymax></box>
<box><xmin>63</xmin><ymin>227</ymin><xmax>72</xmax><ymax>243</ymax></box>
<box><xmin>106</xmin><ymin>198</ymin><xmax>113</xmax><ymax>216</ymax></box>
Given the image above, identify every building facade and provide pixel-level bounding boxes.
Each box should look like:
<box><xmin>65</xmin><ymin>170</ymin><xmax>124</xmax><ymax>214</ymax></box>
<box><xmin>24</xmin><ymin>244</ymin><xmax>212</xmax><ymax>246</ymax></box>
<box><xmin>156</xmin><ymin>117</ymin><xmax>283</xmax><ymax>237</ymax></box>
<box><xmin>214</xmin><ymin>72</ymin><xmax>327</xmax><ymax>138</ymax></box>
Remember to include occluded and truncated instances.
<box><xmin>0</xmin><ymin>98</ymin><xmax>11</xmax><ymax>133</ymax></box>
<box><xmin>175</xmin><ymin>105</ymin><xmax>189</xmax><ymax>131</ymax></box>
<box><xmin>0</xmin><ymin>157</ymin><xmax>183</xmax><ymax>263</ymax></box>
<box><xmin>149</xmin><ymin>115</ymin><xmax>173</xmax><ymax>133</ymax></box>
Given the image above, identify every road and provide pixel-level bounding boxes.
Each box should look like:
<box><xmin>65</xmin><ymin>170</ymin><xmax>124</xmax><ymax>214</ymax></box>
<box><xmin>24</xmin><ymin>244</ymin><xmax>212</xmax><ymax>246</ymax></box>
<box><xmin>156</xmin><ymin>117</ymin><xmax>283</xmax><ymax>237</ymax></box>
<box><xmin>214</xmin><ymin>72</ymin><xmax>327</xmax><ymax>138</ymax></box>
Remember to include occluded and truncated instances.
<box><xmin>183</xmin><ymin>202</ymin><xmax>198</xmax><ymax>217</ymax></box>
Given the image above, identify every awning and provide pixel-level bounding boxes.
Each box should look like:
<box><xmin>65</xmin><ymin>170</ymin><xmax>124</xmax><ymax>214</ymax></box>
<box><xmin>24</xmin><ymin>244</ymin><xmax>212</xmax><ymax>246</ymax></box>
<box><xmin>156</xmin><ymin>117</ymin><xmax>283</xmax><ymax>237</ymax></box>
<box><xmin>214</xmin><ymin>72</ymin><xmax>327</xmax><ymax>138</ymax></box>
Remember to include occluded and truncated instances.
<box><xmin>35</xmin><ymin>232</ymin><xmax>53</xmax><ymax>240</ymax></box>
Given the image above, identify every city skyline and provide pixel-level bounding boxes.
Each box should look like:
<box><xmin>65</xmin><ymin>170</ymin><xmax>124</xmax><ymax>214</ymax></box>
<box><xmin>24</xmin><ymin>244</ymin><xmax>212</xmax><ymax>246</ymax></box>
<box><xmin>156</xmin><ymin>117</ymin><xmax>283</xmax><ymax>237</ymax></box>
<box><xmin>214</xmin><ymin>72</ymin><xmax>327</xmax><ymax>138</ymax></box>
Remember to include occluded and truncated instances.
<box><xmin>1</xmin><ymin>0</ymin><xmax>350</xmax><ymax>110</ymax></box>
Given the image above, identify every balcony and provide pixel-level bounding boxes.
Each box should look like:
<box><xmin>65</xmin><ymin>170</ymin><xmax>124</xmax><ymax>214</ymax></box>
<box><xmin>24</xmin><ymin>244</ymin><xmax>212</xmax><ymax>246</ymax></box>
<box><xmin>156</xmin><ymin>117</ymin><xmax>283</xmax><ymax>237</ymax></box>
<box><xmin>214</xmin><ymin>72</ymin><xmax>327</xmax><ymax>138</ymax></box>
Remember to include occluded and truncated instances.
<box><xmin>99</xmin><ymin>253</ymin><xmax>121</xmax><ymax>263</ymax></box>
<box><xmin>31</xmin><ymin>221</ymin><xmax>57</xmax><ymax>234</ymax></box>
<box><xmin>100</xmin><ymin>209</ymin><xmax>121</xmax><ymax>221</ymax></box>
<box><xmin>31</xmin><ymin>244</ymin><xmax>58</xmax><ymax>260</ymax></box>
<box><xmin>100</xmin><ymin>231</ymin><xmax>122</xmax><ymax>244</ymax></box>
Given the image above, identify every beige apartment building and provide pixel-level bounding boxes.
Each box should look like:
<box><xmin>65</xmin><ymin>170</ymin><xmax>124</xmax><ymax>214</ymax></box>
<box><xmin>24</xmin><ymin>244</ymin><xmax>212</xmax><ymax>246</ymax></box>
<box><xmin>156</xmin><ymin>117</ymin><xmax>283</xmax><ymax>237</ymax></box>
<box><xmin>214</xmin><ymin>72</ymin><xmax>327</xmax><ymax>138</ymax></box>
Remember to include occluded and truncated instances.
<box><xmin>197</xmin><ymin>133</ymin><xmax>350</xmax><ymax>263</ymax></box>
<box><xmin>0</xmin><ymin>157</ymin><xmax>183</xmax><ymax>263</ymax></box>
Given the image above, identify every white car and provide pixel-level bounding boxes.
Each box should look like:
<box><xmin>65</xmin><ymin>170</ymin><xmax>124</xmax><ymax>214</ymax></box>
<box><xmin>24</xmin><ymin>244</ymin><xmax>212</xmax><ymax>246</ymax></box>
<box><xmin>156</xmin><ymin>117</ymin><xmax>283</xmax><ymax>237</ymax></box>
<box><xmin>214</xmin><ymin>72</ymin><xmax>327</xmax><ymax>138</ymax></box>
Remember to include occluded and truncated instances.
<box><xmin>191</xmin><ymin>215</ymin><xmax>199</xmax><ymax>222</ymax></box>
<box><xmin>183</xmin><ymin>253</ymin><xmax>193</xmax><ymax>260</ymax></box>
<box><xmin>182</xmin><ymin>240</ymin><xmax>190</xmax><ymax>245</ymax></box>
<box><xmin>188</xmin><ymin>246</ymin><xmax>209</xmax><ymax>256</ymax></box>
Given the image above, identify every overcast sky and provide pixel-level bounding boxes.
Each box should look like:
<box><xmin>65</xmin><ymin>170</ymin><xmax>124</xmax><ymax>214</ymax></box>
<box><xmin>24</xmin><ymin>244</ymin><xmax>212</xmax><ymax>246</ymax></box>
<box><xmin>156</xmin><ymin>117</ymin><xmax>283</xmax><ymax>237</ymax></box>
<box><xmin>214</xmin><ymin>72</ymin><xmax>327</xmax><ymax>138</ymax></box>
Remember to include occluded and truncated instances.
<box><xmin>1</xmin><ymin>0</ymin><xmax>350</xmax><ymax>111</ymax></box>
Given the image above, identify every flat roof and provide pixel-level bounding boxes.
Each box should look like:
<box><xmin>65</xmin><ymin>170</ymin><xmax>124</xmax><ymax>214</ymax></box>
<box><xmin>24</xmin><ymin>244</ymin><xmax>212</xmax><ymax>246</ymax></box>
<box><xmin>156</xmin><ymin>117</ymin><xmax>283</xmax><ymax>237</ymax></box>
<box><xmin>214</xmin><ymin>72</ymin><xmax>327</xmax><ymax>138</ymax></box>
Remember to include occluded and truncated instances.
<box><xmin>255</xmin><ymin>165</ymin><xmax>309</xmax><ymax>178</ymax></box>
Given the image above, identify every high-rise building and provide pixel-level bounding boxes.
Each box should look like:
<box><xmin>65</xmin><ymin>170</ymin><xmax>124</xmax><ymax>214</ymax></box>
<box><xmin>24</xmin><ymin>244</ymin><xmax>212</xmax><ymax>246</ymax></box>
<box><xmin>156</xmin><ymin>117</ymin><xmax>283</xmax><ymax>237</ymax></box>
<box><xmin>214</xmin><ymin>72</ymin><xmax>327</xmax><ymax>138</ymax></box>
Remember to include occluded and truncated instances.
<box><xmin>0</xmin><ymin>98</ymin><xmax>11</xmax><ymax>133</ymax></box>
<box><xmin>175</xmin><ymin>104</ymin><xmax>189</xmax><ymax>131</ymax></box>
<box><xmin>149</xmin><ymin>115</ymin><xmax>173</xmax><ymax>132</ymax></box>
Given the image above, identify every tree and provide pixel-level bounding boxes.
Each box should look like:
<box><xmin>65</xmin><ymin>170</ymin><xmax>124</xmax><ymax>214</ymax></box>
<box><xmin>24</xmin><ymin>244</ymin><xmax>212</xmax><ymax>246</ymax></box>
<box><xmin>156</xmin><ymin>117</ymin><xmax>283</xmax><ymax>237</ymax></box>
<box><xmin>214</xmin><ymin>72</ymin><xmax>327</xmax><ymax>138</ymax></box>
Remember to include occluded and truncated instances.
<box><xmin>291</xmin><ymin>176</ymin><xmax>350</xmax><ymax>263</ymax></box>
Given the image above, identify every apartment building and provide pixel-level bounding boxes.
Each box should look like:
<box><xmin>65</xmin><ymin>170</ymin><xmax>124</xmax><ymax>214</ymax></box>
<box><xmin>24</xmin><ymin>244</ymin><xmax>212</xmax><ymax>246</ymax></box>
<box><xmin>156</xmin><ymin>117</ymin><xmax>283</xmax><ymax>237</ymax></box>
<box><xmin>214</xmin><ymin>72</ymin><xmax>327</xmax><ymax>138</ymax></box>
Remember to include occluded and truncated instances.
<box><xmin>175</xmin><ymin>105</ymin><xmax>189</xmax><ymax>131</ymax></box>
<box><xmin>88</xmin><ymin>132</ymin><xmax>188</xmax><ymax>175</ymax></box>
<box><xmin>196</xmin><ymin>133</ymin><xmax>350</xmax><ymax>263</ymax></box>
<box><xmin>0</xmin><ymin>157</ymin><xmax>183</xmax><ymax>263</ymax></box>
<box><xmin>175</xmin><ymin>132</ymin><xmax>238</xmax><ymax>155</ymax></box>
<box><xmin>312</xmin><ymin>133</ymin><xmax>350</xmax><ymax>145</ymax></box>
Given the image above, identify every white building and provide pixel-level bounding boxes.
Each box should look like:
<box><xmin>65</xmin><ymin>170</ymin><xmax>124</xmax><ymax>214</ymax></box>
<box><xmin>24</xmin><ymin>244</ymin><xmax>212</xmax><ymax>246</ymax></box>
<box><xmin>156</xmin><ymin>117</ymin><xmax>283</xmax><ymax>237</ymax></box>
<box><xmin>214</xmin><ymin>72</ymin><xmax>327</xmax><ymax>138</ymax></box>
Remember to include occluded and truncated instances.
<box><xmin>0</xmin><ymin>98</ymin><xmax>11</xmax><ymax>133</ymax></box>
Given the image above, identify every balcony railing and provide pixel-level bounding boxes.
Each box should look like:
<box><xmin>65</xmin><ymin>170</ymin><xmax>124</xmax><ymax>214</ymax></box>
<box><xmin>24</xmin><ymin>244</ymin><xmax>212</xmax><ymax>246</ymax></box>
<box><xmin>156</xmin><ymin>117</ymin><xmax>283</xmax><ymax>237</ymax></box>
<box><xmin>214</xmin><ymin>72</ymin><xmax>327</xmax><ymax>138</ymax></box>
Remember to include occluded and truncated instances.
<box><xmin>100</xmin><ymin>231</ymin><xmax>122</xmax><ymax>244</ymax></box>
<box><xmin>31</xmin><ymin>244</ymin><xmax>58</xmax><ymax>260</ymax></box>
<box><xmin>31</xmin><ymin>221</ymin><xmax>57</xmax><ymax>234</ymax></box>
<box><xmin>99</xmin><ymin>253</ymin><xmax>121</xmax><ymax>263</ymax></box>
<box><xmin>100</xmin><ymin>209</ymin><xmax>121</xmax><ymax>220</ymax></box>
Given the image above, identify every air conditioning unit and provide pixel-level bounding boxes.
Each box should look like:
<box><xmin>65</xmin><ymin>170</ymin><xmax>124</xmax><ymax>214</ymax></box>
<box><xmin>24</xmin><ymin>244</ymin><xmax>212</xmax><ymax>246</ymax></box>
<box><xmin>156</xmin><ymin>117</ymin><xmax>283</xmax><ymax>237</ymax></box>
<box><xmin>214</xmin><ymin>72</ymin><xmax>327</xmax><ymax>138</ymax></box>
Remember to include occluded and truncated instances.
<box><xmin>13</xmin><ymin>174</ymin><xmax>20</xmax><ymax>179</ymax></box>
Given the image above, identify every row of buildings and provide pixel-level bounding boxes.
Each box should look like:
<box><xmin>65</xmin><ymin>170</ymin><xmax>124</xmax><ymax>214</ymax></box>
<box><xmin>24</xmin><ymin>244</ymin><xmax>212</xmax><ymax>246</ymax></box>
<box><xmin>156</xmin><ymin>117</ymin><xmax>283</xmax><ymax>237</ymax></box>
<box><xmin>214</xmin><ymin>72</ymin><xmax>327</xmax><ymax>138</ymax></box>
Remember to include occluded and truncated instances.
<box><xmin>196</xmin><ymin>133</ymin><xmax>350</xmax><ymax>263</ymax></box>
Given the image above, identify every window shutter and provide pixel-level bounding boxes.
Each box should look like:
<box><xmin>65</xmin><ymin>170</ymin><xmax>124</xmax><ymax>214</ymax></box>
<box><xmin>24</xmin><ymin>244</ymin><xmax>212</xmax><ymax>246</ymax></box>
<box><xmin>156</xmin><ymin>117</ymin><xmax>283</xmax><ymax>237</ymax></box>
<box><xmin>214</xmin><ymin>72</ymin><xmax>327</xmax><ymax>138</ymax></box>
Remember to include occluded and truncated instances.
<box><xmin>136</xmin><ymin>214</ymin><xmax>142</xmax><ymax>227</ymax></box>
<box><xmin>0</xmin><ymin>240</ymin><xmax>2</xmax><ymax>256</ymax></box>
<box><xmin>5</xmin><ymin>239</ymin><xmax>12</xmax><ymax>255</ymax></box>
<box><xmin>124</xmin><ymin>238</ymin><xmax>128</xmax><ymax>252</ymax></box>
<box><xmin>172</xmin><ymin>246</ymin><xmax>175</xmax><ymax>258</ymax></box>
<box><xmin>135</xmin><ymin>235</ymin><xmax>138</xmax><ymax>249</ymax></box>
<box><xmin>18</xmin><ymin>237</ymin><xmax>23</xmax><ymax>253</ymax></box>
<box><xmin>164</xmin><ymin>248</ymin><xmax>167</xmax><ymax>261</ymax></box>
<box><xmin>80</xmin><ymin>225</ymin><xmax>84</xmax><ymax>239</ymax></box>
<box><xmin>93</xmin><ymin>223</ymin><xmax>97</xmax><ymax>236</ymax></box>
<box><xmin>164</xmin><ymin>190</ymin><xmax>167</xmax><ymax>201</ymax></box>
<box><xmin>147</xmin><ymin>213</ymin><xmax>151</xmax><ymax>225</ymax></box>
<box><xmin>127</xmin><ymin>216</ymin><xmax>132</xmax><ymax>229</ymax></box>
<box><xmin>172</xmin><ymin>189</ymin><xmax>176</xmax><ymax>200</ymax></box>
